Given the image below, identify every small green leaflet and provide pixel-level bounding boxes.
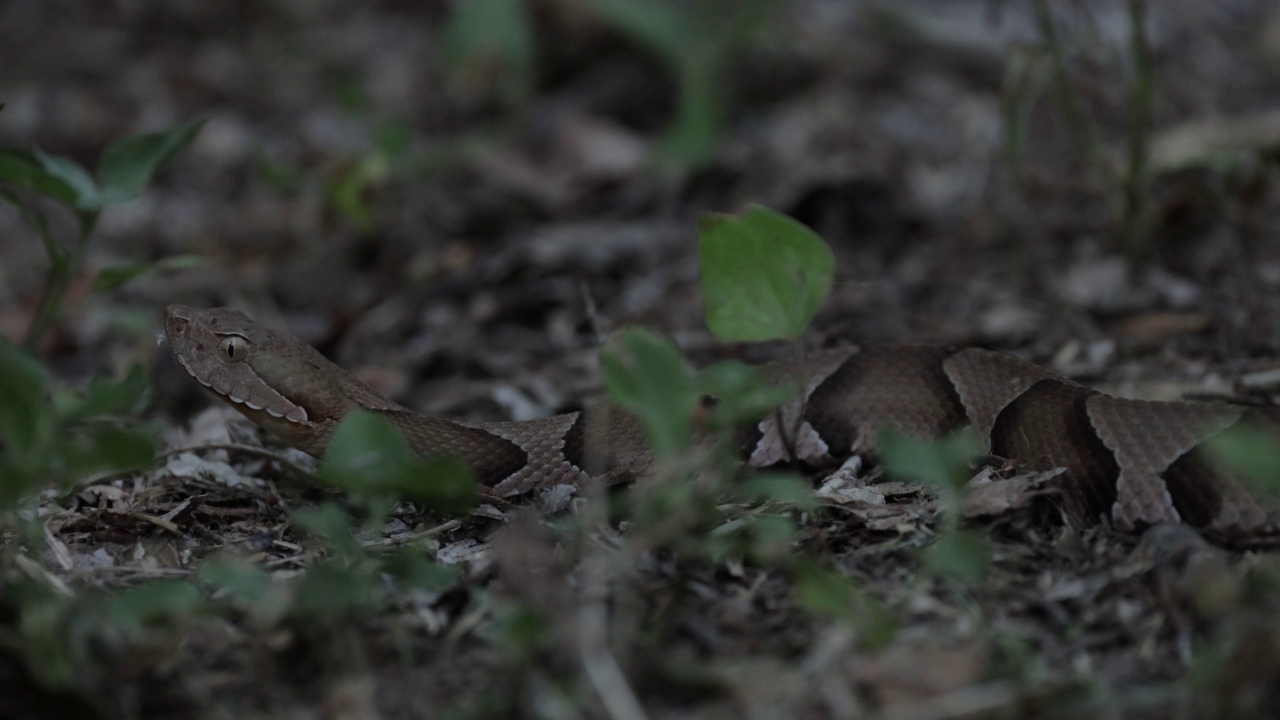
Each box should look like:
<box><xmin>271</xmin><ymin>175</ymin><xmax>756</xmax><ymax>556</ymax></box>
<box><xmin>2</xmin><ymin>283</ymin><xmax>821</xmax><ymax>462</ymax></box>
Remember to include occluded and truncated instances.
<box><xmin>601</xmin><ymin>327</ymin><xmax>697</xmax><ymax>457</ymax></box>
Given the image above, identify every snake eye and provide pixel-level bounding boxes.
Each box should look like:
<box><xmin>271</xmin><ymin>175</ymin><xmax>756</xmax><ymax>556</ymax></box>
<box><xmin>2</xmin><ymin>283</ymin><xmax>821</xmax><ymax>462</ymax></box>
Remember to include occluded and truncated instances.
<box><xmin>220</xmin><ymin>336</ymin><xmax>251</xmax><ymax>362</ymax></box>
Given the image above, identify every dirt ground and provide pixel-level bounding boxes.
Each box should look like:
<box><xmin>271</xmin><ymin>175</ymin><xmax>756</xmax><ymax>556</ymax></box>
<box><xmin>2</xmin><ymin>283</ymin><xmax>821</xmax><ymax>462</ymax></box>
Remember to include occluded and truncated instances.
<box><xmin>4</xmin><ymin>1</ymin><xmax>1280</xmax><ymax>718</ymax></box>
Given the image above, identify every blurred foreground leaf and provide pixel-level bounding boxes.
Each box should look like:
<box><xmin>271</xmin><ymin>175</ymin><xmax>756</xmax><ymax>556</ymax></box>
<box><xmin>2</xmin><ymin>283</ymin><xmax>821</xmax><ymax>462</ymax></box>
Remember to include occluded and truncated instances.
<box><xmin>319</xmin><ymin>410</ymin><xmax>477</xmax><ymax>514</ymax></box>
<box><xmin>0</xmin><ymin>337</ymin><xmax>155</xmax><ymax>509</ymax></box>
<box><xmin>602</xmin><ymin>327</ymin><xmax>698</xmax><ymax>457</ymax></box>
<box><xmin>794</xmin><ymin>560</ymin><xmax>896</xmax><ymax>650</ymax></box>
<box><xmin>1205</xmin><ymin>420</ymin><xmax>1280</xmax><ymax>497</ymax></box>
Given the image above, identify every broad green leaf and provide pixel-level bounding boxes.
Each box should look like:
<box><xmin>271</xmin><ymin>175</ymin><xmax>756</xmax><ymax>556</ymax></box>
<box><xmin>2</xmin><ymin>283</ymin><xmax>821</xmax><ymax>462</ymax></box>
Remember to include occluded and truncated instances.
<box><xmin>923</xmin><ymin>529</ymin><xmax>990</xmax><ymax>584</ymax></box>
<box><xmin>878</xmin><ymin>430</ymin><xmax>979</xmax><ymax>491</ymax></box>
<box><xmin>108</xmin><ymin>580</ymin><xmax>204</xmax><ymax>626</ymax></box>
<box><xmin>699</xmin><ymin>205</ymin><xmax>834</xmax><ymax>341</ymax></box>
<box><xmin>601</xmin><ymin>327</ymin><xmax>697</xmax><ymax>457</ymax></box>
<box><xmin>0</xmin><ymin>335</ymin><xmax>51</xmax><ymax>454</ymax></box>
<box><xmin>319</xmin><ymin>410</ymin><xmax>477</xmax><ymax>513</ymax></box>
<box><xmin>96</xmin><ymin>120</ymin><xmax>203</xmax><ymax>205</ymax></box>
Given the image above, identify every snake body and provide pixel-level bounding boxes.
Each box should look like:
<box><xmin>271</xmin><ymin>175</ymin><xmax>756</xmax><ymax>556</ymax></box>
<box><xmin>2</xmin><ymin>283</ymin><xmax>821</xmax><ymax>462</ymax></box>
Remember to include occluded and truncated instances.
<box><xmin>164</xmin><ymin>305</ymin><xmax>1280</xmax><ymax>546</ymax></box>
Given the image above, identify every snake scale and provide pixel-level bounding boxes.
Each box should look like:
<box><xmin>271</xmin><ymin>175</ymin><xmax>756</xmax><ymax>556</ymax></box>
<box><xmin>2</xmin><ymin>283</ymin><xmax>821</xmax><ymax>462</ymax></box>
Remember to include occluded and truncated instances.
<box><xmin>165</xmin><ymin>304</ymin><xmax>1280</xmax><ymax>546</ymax></box>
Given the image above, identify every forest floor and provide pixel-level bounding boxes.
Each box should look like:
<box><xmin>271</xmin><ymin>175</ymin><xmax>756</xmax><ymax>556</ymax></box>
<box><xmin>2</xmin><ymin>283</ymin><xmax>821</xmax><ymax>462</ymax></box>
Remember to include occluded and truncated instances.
<box><xmin>3</xmin><ymin>1</ymin><xmax>1280</xmax><ymax>718</ymax></box>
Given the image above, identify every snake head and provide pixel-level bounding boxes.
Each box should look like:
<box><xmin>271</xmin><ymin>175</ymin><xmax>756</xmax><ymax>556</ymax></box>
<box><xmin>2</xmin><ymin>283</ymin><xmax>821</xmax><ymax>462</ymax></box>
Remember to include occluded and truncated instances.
<box><xmin>165</xmin><ymin>304</ymin><xmax>389</xmax><ymax>455</ymax></box>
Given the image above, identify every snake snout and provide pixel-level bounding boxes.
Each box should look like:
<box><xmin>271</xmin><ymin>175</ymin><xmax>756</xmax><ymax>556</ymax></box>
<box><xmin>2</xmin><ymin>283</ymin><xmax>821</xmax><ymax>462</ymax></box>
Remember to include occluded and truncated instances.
<box><xmin>164</xmin><ymin>305</ymin><xmax>194</xmax><ymax>337</ymax></box>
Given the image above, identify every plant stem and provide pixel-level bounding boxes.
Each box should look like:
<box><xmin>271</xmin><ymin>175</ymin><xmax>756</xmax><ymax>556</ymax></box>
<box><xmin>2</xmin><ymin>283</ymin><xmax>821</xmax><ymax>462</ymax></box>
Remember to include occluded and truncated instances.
<box><xmin>1030</xmin><ymin>0</ymin><xmax>1113</xmax><ymax>188</ymax></box>
<box><xmin>1121</xmin><ymin>0</ymin><xmax>1154</xmax><ymax>261</ymax></box>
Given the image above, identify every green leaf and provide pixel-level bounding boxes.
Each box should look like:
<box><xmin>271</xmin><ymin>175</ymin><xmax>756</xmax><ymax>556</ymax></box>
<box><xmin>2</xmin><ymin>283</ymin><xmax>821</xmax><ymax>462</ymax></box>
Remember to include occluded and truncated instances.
<box><xmin>395</xmin><ymin>455</ymin><xmax>476</xmax><ymax>512</ymax></box>
<box><xmin>199</xmin><ymin>558</ymin><xmax>292</xmax><ymax>626</ymax></box>
<box><xmin>601</xmin><ymin>328</ymin><xmax>697</xmax><ymax>457</ymax></box>
<box><xmin>696</xmin><ymin>359</ymin><xmax>794</xmax><ymax>429</ymax></box>
<box><xmin>736</xmin><ymin>472</ymin><xmax>818</xmax><ymax>511</ymax></box>
<box><xmin>578</xmin><ymin>0</ymin><xmax>694</xmax><ymax>62</ymax></box>
<box><xmin>92</xmin><ymin>254</ymin><xmax>204</xmax><ymax>293</ymax></box>
<box><xmin>68</xmin><ymin>425</ymin><xmax>156</xmax><ymax>479</ymax></box>
<box><xmin>0</xmin><ymin>334</ymin><xmax>51</xmax><ymax>454</ymax></box>
<box><xmin>290</xmin><ymin>560</ymin><xmax>376</xmax><ymax>618</ymax></box>
<box><xmin>483</xmin><ymin>600</ymin><xmax>554</xmax><ymax>660</ymax></box>
<box><xmin>379</xmin><ymin>549</ymin><xmax>460</xmax><ymax>592</ymax></box>
<box><xmin>318</xmin><ymin>410</ymin><xmax>477</xmax><ymax>513</ymax></box>
<box><xmin>108</xmin><ymin>580</ymin><xmax>204</xmax><ymax>626</ymax></box>
<box><xmin>878</xmin><ymin>430</ymin><xmax>979</xmax><ymax>491</ymax></box>
<box><xmin>91</xmin><ymin>264</ymin><xmax>149</xmax><ymax>293</ymax></box>
<box><xmin>33</xmin><ymin>150</ymin><xmax>100</xmax><ymax>208</ymax></box>
<box><xmin>96</xmin><ymin>120</ymin><xmax>203</xmax><ymax>205</ymax></box>
<box><xmin>794</xmin><ymin>560</ymin><xmax>859</xmax><ymax>623</ymax></box>
<box><xmin>321</xmin><ymin>407</ymin><xmax>414</xmax><ymax>474</ymax></box>
<box><xmin>291</xmin><ymin>503</ymin><xmax>366</xmax><ymax>564</ymax></box>
<box><xmin>699</xmin><ymin>205</ymin><xmax>834</xmax><ymax>341</ymax></box>
<box><xmin>743</xmin><ymin>513</ymin><xmax>798</xmax><ymax>561</ymax></box>
<box><xmin>1204</xmin><ymin>421</ymin><xmax>1280</xmax><ymax>497</ymax></box>
<box><xmin>793</xmin><ymin>560</ymin><xmax>896</xmax><ymax>649</ymax></box>
<box><xmin>443</xmin><ymin>0</ymin><xmax>536</xmax><ymax>105</ymax></box>
<box><xmin>0</xmin><ymin>149</ymin><xmax>80</xmax><ymax>207</ymax></box>
<box><xmin>199</xmin><ymin>559</ymin><xmax>275</xmax><ymax>603</ymax></box>
<box><xmin>58</xmin><ymin>364</ymin><xmax>151</xmax><ymax>421</ymax></box>
<box><xmin>923</xmin><ymin>528</ymin><xmax>990</xmax><ymax>584</ymax></box>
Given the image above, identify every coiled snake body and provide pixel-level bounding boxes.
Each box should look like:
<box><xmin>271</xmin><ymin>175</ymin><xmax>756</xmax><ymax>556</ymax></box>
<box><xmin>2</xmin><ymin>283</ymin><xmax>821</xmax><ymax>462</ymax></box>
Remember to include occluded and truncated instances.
<box><xmin>165</xmin><ymin>305</ymin><xmax>1280</xmax><ymax>546</ymax></box>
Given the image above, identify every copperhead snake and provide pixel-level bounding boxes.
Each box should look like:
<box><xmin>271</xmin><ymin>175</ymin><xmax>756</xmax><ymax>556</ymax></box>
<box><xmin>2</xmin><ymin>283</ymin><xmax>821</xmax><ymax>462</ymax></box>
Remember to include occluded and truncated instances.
<box><xmin>164</xmin><ymin>304</ymin><xmax>1280</xmax><ymax>546</ymax></box>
